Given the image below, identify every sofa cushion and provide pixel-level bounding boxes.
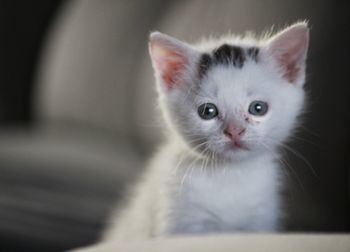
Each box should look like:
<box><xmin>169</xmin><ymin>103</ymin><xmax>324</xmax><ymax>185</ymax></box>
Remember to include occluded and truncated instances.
<box><xmin>35</xmin><ymin>0</ymin><xmax>170</xmax><ymax>137</ymax></box>
<box><xmin>0</xmin><ymin>125</ymin><xmax>142</xmax><ymax>251</ymax></box>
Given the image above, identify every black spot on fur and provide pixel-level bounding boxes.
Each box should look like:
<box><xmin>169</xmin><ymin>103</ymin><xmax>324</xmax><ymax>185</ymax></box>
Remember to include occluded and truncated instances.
<box><xmin>247</xmin><ymin>47</ymin><xmax>259</xmax><ymax>62</ymax></box>
<box><xmin>198</xmin><ymin>44</ymin><xmax>260</xmax><ymax>78</ymax></box>
<box><xmin>198</xmin><ymin>53</ymin><xmax>212</xmax><ymax>78</ymax></box>
<box><xmin>213</xmin><ymin>44</ymin><xmax>233</xmax><ymax>65</ymax></box>
<box><xmin>213</xmin><ymin>44</ymin><xmax>245</xmax><ymax>68</ymax></box>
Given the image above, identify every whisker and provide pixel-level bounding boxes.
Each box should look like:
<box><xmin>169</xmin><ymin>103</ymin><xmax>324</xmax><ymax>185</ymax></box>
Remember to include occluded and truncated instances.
<box><xmin>260</xmin><ymin>142</ymin><xmax>305</xmax><ymax>192</ymax></box>
<box><xmin>287</xmin><ymin>135</ymin><xmax>319</xmax><ymax>148</ymax></box>
<box><xmin>259</xmin><ymin>135</ymin><xmax>320</xmax><ymax>180</ymax></box>
<box><xmin>272</xmin><ymin>140</ymin><xmax>320</xmax><ymax>179</ymax></box>
<box><xmin>180</xmin><ymin>145</ymin><xmax>210</xmax><ymax>189</ymax></box>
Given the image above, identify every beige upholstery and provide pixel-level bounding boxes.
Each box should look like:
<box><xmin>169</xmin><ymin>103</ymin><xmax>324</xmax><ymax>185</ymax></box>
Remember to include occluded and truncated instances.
<box><xmin>35</xmin><ymin>0</ymin><xmax>169</xmax><ymax>138</ymax></box>
<box><xmin>74</xmin><ymin>234</ymin><xmax>350</xmax><ymax>252</ymax></box>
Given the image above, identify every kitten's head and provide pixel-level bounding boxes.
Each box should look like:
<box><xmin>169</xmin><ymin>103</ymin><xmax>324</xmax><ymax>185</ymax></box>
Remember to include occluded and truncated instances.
<box><xmin>149</xmin><ymin>22</ymin><xmax>309</xmax><ymax>161</ymax></box>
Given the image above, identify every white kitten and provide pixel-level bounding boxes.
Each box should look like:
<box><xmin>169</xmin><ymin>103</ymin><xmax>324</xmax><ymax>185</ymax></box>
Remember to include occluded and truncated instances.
<box><xmin>104</xmin><ymin>22</ymin><xmax>309</xmax><ymax>240</ymax></box>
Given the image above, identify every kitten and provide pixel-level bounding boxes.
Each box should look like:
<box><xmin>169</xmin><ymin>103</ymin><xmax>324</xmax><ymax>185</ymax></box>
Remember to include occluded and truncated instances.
<box><xmin>104</xmin><ymin>22</ymin><xmax>309</xmax><ymax>240</ymax></box>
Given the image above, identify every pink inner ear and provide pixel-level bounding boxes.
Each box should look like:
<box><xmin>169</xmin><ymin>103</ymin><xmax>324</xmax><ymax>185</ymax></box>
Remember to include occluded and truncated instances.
<box><xmin>150</xmin><ymin>43</ymin><xmax>188</xmax><ymax>90</ymax></box>
<box><xmin>278</xmin><ymin>46</ymin><xmax>303</xmax><ymax>83</ymax></box>
<box><xmin>277</xmin><ymin>39</ymin><xmax>305</xmax><ymax>83</ymax></box>
<box><xmin>269</xmin><ymin>25</ymin><xmax>309</xmax><ymax>84</ymax></box>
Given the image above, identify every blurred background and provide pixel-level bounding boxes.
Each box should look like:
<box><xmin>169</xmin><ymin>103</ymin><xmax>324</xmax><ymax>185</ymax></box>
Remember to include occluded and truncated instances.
<box><xmin>0</xmin><ymin>0</ymin><xmax>349</xmax><ymax>251</ymax></box>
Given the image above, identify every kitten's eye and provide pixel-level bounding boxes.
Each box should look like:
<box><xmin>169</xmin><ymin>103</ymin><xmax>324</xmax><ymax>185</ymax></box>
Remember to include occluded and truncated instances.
<box><xmin>198</xmin><ymin>103</ymin><xmax>218</xmax><ymax>120</ymax></box>
<box><xmin>248</xmin><ymin>101</ymin><xmax>268</xmax><ymax>116</ymax></box>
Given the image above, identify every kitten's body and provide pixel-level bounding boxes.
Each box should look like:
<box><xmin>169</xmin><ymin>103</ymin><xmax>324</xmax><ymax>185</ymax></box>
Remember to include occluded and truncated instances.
<box><xmin>105</xmin><ymin>142</ymin><xmax>280</xmax><ymax>240</ymax></box>
<box><xmin>104</xmin><ymin>23</ymin><xmax>309</xmax><ymax>241</ymax></box>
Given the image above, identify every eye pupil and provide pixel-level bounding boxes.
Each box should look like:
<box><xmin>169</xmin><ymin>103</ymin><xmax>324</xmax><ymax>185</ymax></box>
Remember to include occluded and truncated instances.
<box><xmin>198</xmin><ymin>103</ymin><xmax>218</xmax><ymax>120</ymax></box>
<box><xmin>249</xmin><ymin>101</ymin><xmax>268</xmax><ymax>116</ymax></box>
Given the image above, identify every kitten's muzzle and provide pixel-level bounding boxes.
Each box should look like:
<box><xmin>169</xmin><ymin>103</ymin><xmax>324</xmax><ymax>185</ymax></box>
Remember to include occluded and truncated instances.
<box><xmin>223</xmin><ymin>125</ymin><xmax>246</xmax><ymax>149</ymax></box>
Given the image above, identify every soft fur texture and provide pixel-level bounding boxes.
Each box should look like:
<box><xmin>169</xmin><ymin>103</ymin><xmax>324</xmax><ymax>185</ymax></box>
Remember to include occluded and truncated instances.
<box><xmin>104</xmin><ymin>22</ymin><xmax>309</xmax><ymax>240</ymax></box>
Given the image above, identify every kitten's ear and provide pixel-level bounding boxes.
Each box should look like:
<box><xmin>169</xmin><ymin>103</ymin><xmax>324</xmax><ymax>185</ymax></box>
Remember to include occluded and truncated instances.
<box><xmin>149</xmin><ymin>32</ymin><xmax>197</xmax><ymax>91</ymax></box>
<box><xmin>267</xmin><ymin>22</ymin><xmax>309</xmax><ymax>86</ymax></box>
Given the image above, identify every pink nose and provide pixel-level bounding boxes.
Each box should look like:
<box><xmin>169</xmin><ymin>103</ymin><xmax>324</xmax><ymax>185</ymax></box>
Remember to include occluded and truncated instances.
<box><xmin>224</xmin><ymin>124</ymin><xmax>246</xmax><ymax>142</ymax></box>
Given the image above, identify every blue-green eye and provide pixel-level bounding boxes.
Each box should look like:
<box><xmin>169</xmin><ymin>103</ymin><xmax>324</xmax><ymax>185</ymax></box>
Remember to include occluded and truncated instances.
<box><xmin>248</xmin><ymin>101</ymin><xmax>268</xmax><ymax>116</ymax></box>
<box><xmin>198</xmin><ymin>103</ymin><xmax>218</xmax><ymax>120</ymax></box>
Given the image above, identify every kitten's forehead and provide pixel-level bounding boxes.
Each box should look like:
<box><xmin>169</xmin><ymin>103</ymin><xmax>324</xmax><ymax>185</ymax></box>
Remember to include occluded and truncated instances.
<box><xmin>198</xmin><ymin>44</ymin><xmax>260</xmax><ymax>78</ymax></box>
<box><xmin>198</xmin><ymin>43</ymin><xmax>268</xmax><ymax>101</ymax></box>
<box><xmin>198</xmin><ymin>62</ymin><xmax>285</xmax><ymax>115</ymax></box>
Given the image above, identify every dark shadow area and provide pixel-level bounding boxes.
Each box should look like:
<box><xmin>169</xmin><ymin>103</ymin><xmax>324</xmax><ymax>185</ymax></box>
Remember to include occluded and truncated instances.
<box><xmin>0</xmin><ymin>1</ymin><xmax>63</xmax><ymax>124</ymax></box>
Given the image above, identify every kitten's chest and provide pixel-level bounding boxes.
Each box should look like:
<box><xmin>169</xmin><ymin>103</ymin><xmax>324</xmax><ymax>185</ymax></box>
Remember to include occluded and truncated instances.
<box><xmin>168</xmin><ymin>158</ymin><xmax>280</xmax><ymax>233</ymax></box>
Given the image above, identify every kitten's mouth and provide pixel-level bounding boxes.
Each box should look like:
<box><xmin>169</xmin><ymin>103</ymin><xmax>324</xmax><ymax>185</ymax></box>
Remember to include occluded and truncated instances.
<box><xmin>226</xmin><ymin>140</ymin><xmax>249</xmax><ymax>151</ymax></box>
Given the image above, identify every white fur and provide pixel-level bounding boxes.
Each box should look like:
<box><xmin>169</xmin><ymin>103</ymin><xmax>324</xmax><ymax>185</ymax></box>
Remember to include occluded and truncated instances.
<box><xmin>103</xmin><ymin>22</ymin><xmax>309</xmax><ymax>241</ymax></box>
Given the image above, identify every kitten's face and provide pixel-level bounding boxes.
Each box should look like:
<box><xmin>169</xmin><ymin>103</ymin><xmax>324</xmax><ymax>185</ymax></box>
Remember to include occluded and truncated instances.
<box><xmin>150</xmin><ymin>23</ymin><xmax>309</xmax><ymax>161</ymax></box>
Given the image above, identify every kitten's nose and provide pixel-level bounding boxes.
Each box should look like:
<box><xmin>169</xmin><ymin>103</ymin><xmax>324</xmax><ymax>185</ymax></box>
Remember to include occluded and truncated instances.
<box><xmin>224</xmin><ymin>124</ymin><xmax>246</xmax><ymax>142</ymax></box>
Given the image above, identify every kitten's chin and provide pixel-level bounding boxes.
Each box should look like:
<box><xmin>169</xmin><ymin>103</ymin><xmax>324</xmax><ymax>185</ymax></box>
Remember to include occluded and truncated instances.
<box><xmin>214</xmin><ymin>142</ymin><xmax>264</xmax><ymax>162</ymax></box>
<box><xmin>184</xmin><ymin>139</ymin><xmax>261</xmax><ymax>162</ymax></box>
<box><xmin>219</xmin><ymin>148</ymin><xmax>251</xmax><ymax>162</ymax></box>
